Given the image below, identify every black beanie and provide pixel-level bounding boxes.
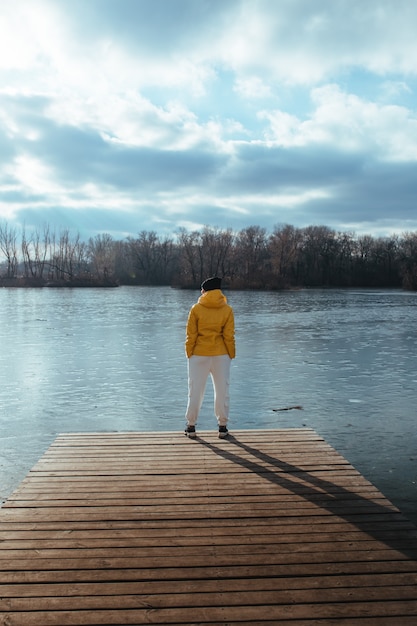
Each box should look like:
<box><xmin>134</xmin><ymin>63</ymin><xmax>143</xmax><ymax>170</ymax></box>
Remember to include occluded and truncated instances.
<box><xmin>201</xmin><ymin>276</ymin><xmax>222</xmax><ymax>291</ymax></box>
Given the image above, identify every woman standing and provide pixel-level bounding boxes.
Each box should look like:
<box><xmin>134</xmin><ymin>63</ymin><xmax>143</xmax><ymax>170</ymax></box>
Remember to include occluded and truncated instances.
<box><xmin>184</xmin><ymin>276</ymin><xmax>235</xmax><ymax>439</ymax></box>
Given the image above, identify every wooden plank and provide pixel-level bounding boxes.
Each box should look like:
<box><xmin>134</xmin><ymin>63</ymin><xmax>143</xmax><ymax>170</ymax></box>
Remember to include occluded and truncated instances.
<box><xmin>2</xmin><ymin>526</ymin><xmax>416</xmax><ymax>543</ymax></box>
<box><xmin>2</xmin><ymin>588</ymin><xmax>417</xmax><ymax>611</ymax></box>
<box><xmin>2</xmin><ymin>602</ymin><xmax>417</xmax><ymax>626</ymax></box>
<box><xmin>2</xmin><ymin>573</ymin><xmax>417</xmax><ymax>597</ymax></box>
<box><xmin>1</xmin><ymin>429</ymin><xmax>417</xmax><ymax>625</ymax></box>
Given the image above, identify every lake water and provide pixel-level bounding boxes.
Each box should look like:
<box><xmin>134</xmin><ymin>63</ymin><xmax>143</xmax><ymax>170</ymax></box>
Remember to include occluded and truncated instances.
<box><xmin>1</xmin><ymin>286</ymin><xmax>416</xmax><ymax>525</ymax></box>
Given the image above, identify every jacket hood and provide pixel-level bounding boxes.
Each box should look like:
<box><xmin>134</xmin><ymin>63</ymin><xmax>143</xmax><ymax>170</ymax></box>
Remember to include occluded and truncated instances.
<box><xmin>198</xmin><ymin>289</ymin><xmax>227</xmax><ymax>309</ymax></box>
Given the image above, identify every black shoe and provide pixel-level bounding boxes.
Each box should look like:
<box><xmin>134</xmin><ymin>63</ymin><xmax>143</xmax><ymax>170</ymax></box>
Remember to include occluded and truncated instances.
<box><xmin>185</xmin><ymin>425</ymin><xmax>197</xmax><ymax>439</ymax></box>
<box><xmin>218</xmin><ymin>426</ymin><xmax>229</xmax><ymax>439</ymax></box>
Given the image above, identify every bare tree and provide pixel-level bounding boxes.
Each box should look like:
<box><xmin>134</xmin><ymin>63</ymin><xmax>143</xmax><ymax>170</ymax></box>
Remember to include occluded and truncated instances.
<box><xmin>0</xmin><ymin>222</ymin><xmax>18</xmax><ymax>278</ymax></box>
<box><xmin>298</xmin><ymin>225</ymin><xmax>336</xmax><ymax>286</ymax></box>
<box><xmin>233</xmin><ymin>225</ymin><xmax>269</xmax><ymax>288</ymax></box>
<box><xmin>175</xmin><ymin>228</ymin><xmax>201</xmax><ymax>286</ymax></box>
<box><xmin>269</xmin><ymin>224</ymin><xmax>303</xmax><ymax>287</ymax></box>
<box><xmin>21</xmin><ymin>226</ymin><xmax>34</xmax><ymax>278</ymax></box>
<box><xmin>46</xmin><ymin>228</ymin><xmax>86</xmax><ymax>281</ymax></box>
<box><xmin>200</xmin><ymin>226</ymin><xmax>234</xmax><ymax>279</ymax></box>
<box><xmin>88</xmin><ymin>233</ymin><xmax>116</xmax><ymax>280</ymax></box>
<box><xmin>21</xmin><ymin>224</ymin><xmax>51</xmax><ymax>279</ymax></box>
<box><xmin>398</xmin><ymin>232</ymin><xmax>417</xmax><ymax>290</ymax></box>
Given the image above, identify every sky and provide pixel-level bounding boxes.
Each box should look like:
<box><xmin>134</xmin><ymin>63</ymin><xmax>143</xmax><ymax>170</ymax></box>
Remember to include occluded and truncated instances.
<box><xmin>1</xmin><ymin>0</ymin><xmax>417</xmax><ymax>242</ymax></box>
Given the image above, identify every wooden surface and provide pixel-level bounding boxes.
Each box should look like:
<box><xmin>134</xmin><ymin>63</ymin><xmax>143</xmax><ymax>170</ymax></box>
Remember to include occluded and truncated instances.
<box><xmin>1</xmin><ymin>428</ymin><xmax>417</xmax><ymax>625</ymax></box>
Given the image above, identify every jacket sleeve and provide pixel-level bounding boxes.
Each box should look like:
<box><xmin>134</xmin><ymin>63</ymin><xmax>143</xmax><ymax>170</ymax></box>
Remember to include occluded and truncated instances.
<box><xmin>223</xmin><ymin>308</ymin><xmax>236</xmax><ymax>359</ymax></box>
<box><xmin>185</xmin><ymin>307</ymin><xmax>198</xmax><ymax>357</ymax></box>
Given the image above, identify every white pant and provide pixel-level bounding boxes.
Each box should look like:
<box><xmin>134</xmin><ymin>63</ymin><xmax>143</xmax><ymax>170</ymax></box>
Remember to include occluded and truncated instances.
<box><xmin>185</xmin><ymin>355</ymin><xmax>231</xmax><ymax>427</ymax></box>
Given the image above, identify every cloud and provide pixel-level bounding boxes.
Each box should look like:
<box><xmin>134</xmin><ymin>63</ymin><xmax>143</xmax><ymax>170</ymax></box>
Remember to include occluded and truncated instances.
<box><xmin>259</xmin><ymin>84</ymin><xmax>417</xmax><ymax>163</ymax></box>
<box><xmin>1</xmin><ymin>0</ymin><xmax>417</xmax><ymax>241</ymax></box>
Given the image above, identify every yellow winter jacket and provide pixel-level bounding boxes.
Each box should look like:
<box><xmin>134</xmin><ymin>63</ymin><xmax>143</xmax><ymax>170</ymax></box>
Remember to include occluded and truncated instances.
<box><xmin>185</xmin><ymin>289</ymin><xmax>235</xmax><ymax>359</ymax></box>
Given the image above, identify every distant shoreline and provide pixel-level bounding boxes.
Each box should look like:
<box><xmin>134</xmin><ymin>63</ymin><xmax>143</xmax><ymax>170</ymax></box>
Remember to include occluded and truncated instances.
<box><xmin>0</xmin><ymin>277</ymin><xmax>119</xmax><ymax>288</ymax></box>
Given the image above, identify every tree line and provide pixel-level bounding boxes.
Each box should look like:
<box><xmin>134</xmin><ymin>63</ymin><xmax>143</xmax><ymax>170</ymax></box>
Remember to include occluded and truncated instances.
<box><xmin>1</xmin><ymin>222</ymin><xmax>417</xmax><ymax>290</ymax></box>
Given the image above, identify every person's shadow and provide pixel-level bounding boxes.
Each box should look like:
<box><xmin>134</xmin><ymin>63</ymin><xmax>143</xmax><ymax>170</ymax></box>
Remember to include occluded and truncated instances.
<box><xmin>198</xmin><ymin>434</ymin><xmax>417</xmax><ymax>561</ymax></box>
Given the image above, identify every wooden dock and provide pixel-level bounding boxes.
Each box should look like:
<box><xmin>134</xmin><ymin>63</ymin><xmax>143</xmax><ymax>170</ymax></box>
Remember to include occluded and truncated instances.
<box><xmin>1</xmin><ymin>428</ymin><xmax>417</xmax><ymax>625</ymax></box>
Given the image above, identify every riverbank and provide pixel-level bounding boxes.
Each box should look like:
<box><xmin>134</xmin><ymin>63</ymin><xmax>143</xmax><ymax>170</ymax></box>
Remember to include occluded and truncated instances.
<box><xmin>0</xmin><ymin>277</ymin><xmax>119</xmax><ymax>288</ymax></box>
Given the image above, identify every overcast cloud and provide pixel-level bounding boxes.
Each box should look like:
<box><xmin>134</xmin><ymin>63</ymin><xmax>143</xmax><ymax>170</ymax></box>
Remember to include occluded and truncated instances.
<box><xmin>1</xmin><ymin>0</ymin><xmax>417</xmax><ymax>240</ymax></box>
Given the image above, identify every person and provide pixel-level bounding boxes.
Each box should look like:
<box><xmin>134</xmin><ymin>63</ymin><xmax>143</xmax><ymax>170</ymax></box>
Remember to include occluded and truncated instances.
<box><xmin>184</xmin><ymin>276</ymin><xmax>235</xmax><ymax>439</ymax></box>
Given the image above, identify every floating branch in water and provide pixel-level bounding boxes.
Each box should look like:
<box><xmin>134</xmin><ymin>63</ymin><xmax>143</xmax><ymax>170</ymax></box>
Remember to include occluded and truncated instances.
<box><xmin>272</xmin><ymin>405</ymin><xmax>303</xmax><ymax>412</ymax></box>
